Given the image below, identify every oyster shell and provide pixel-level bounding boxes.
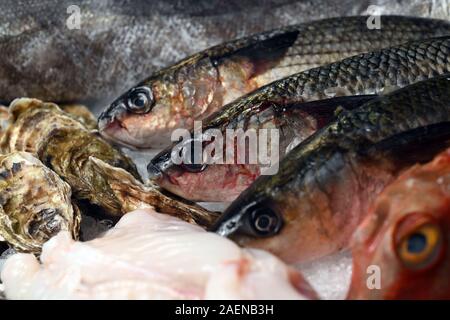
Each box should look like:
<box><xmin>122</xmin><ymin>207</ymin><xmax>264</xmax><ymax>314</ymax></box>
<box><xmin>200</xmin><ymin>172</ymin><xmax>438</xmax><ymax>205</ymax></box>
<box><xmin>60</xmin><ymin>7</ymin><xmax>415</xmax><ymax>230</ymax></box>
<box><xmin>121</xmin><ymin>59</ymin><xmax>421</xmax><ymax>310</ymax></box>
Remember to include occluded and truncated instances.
<box><xmin>1</xmin><ymin>99</ymin><xmax>216</xmax><ymax>227</ymax></box>
<box><xmin>0</xmin><ymin>99</ymin><xmax>86</xmax><ymax>154</ymax></box>
<box><xmin>0</xmin><ymin>151</ymin><xmax>80</xmax><ymax>253</ymax></box>
<box><xmin>0</xmin><ymin>98</ymin><xmax>139</xmax><ymax>215</ymax></box>
<box><xmin>90</xmin><ymin>157</ymin><xmax>218</xmax><ymax>227</ymax></box>
<box><xmin>0</xmin><ymin>106</ymin><xmax>9</xmax><ymax>137</ymax></box>
<box><xmin>60</xmin><ymin>104</ymin><xmax>97</xmax><ymax>130</ymax></box>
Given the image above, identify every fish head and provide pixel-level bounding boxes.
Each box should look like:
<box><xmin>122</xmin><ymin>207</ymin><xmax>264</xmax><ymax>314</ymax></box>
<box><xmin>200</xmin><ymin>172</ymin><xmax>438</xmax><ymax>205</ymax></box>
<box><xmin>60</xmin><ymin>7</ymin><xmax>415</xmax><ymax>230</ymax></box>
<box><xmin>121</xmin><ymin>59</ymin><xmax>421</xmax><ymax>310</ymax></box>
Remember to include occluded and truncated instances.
<box><xmin>210</xmin><ymin>173</ymin><xmax>315</xmax><ymax>263</ymax></box>
<box><xmin>150</xmin><ymin>162</ymin><xmax>260</xmax><ymax>203</ymax></box>
<box><xmin>98</xmin><ymin>55</ymin><xmax>220</xmax><ymax>149</ymax></box>
<box><xmin>148</xmin><ymin>139</ymin><xmax>261</xmax><ymax>202</ymax></box>
<box><xmin>348</xmin><ymin>154</ymin><xmax>450</xmax><ymax>299</ymax></box>
<box><xmin>211</xmin><ymin>153</ymin><xmax>364</xmax><ymax>264</ymax></box>
<box><xmin>98</xmin><ymin>83</ymin><xmax>173</xmax><ymax>149</ymax></box>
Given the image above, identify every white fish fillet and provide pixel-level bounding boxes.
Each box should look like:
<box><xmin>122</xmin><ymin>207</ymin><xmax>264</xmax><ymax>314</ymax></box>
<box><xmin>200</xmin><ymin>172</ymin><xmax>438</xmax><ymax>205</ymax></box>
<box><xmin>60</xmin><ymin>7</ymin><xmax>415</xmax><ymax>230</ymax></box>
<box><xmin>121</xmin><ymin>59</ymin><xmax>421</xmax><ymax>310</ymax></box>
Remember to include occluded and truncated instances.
<box><xmin>1</xmin><ymin>208</ymin><xmax>316</xmax><ymax>300</ymax></box>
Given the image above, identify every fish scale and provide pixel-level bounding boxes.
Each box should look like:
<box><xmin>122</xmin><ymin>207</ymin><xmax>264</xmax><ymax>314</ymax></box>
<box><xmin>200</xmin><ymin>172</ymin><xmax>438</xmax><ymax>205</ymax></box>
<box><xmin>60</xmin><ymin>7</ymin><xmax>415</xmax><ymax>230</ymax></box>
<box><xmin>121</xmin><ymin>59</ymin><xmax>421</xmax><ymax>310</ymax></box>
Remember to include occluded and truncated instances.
<box><xmin>276</xmin><ymin>37</ymin><xmax>450</xmax><ymax>100</ymax></box>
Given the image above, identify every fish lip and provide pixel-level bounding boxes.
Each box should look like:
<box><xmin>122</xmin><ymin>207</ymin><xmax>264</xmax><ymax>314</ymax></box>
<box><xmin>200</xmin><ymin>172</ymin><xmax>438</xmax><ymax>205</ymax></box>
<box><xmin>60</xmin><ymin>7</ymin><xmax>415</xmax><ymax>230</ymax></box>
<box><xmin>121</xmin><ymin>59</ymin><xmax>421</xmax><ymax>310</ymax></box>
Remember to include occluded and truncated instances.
<box><xmin>98</xmin><ymin>121</ymin><xmax>140</xmax><ymax>150</ymax></box>
<box><xmin>97</xmin><ymin>104</ymin><xmax>147</xmax><ymax>150</ymax></box>
<box><xmin>97</xmin><ymin>106</ymin><xmax>115</xmax><ymax>130</ymax></box>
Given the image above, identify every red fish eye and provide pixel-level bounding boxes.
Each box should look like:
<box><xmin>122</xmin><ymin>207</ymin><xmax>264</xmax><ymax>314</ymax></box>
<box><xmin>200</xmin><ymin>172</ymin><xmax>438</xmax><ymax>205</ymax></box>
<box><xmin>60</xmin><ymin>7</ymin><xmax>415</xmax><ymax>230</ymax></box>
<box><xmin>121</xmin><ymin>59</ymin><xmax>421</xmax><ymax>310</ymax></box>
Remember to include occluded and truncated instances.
<box><xmin>394</xmin><ymin>213</ymin><xmax>444</xmax><ymax>271</ymax></box>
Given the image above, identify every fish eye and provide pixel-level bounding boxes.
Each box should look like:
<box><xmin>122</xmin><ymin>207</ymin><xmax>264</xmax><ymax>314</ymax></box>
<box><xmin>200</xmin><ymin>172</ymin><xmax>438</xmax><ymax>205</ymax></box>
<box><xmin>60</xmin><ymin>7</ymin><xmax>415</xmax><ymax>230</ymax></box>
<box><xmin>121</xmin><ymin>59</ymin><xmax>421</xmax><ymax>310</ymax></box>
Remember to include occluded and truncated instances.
<box><xmin>395</xmin><ymin>220</ymin><xmax>443</xmax><ymax>271</ymax></box>
<box><xmin>243</xmin><ymin>205</ymin><xmax>283</xmax><ymax>237</ymax></box>
<box><xmin>126</xmin><ymin>86</ymin><xmax>154</xmax><ymax>113</ymax></box>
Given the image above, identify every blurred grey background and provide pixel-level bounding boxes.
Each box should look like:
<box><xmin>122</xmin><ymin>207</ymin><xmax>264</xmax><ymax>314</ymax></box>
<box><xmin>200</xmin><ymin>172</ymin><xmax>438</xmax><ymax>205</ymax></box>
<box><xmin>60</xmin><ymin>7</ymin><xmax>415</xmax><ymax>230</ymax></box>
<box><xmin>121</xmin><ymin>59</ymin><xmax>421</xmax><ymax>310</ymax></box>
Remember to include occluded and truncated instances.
<box><xmin>0</xmin><ymin>0</ymin><xmax>448</xmax><ymax>108</ymax></box>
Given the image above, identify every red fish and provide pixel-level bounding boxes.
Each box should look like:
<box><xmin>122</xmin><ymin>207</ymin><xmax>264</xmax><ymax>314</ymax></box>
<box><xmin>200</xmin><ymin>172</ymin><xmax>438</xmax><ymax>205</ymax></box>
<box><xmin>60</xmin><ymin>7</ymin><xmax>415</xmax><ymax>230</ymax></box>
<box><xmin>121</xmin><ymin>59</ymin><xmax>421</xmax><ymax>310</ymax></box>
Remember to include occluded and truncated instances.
<box><xmin>348</xmin><ymin>147</ymin><xmax>450</xmax><ymax>299</ymax></box>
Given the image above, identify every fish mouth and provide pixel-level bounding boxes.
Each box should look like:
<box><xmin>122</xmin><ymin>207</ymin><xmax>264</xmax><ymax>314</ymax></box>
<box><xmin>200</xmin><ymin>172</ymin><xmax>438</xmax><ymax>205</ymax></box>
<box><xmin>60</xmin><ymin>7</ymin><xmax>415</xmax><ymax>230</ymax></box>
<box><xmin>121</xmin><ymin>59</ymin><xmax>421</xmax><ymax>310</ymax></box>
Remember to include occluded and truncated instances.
<box><xmin>97</xmin><ymin>102</ymin><xmax>139</xmax><ymax>148</ymax></box>
<box><xmin>98</xmin><ymin>120</ymin><xmax>141</xmax><ymax>150</ymax></box>
<box><xmin>210</xmin><ymin>191</ymin><xmax>260</xmax><ymax>234</ymax></box>
<box><xmin>147</xmin><ymin>162</ymin><xmax>163</xmax><ymax>180</ymax></box>
<box><xmin>100</xmin><ymin>118</ymin><xmax>174</xmax><ymax>149</ymax></box>
<box><xmin>97</xmin><ymin>117</ymin><xmax>113</xmax><ymax>135</ymax></box>
<box><xmin>98</xmin><ymin>102</ymin><xmax>121</xmax><ymax>131</ymax></box>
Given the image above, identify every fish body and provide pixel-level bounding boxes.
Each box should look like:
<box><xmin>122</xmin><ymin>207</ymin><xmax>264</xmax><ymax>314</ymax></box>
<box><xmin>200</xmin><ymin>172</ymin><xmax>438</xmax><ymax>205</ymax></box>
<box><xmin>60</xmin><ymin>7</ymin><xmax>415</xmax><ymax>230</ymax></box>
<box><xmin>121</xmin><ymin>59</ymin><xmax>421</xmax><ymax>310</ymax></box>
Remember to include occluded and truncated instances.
<box><xmin>150</xmin><ymin>36</ymin><xmax>450</xmax><ymax>202</ymax></box>
<box><xmin>211</xmin><ymin>75</ymin><xmax>450</xmax><ymax>264</ymax></box>
<box><xmin>1</xmin><ymin>208</ymin><xmax>317</xmax><ymax>300</ymax></box>
<box><xmin>0</xmin><ymin>151</ymin><xmax>80</xmax><ymax>253</ymax></box>
<box><xmin>348</xmin><ymin>147</ymin><xmax>450</xmax><ymax>299</ymax></box>
<box><xmin>98</xmin><ymin>16</ymin><xmax>450</xmax><ymax>149</ymax></box>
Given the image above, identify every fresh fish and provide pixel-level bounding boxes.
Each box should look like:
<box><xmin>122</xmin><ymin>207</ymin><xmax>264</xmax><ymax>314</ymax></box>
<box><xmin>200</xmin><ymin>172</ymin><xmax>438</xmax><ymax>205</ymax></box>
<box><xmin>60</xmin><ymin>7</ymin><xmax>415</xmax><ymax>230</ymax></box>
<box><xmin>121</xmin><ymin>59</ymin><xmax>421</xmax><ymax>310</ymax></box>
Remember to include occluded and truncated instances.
<box><xmin>211</xmin><ymin>75</ymin><xmax>450</xmax><ymax>264</ymax></box>
<box><xmin>0</xmin><ymin>151</ymin><xmax>80</xmax><ymax>253</ymax></box>
<box><xmin>1</xmin><ymin>208</ymin><xmax>317</xmax><ymax>300</ymax></box>
<box><xmin>151</xmin><ymin>95</ymin><xmax>377</xmax><ymax>202</ymax></box>
<box><xmin>0</xmin><ymin>99</ymin><xmax>216</xmax><ymax>227</ymax></box>
<box><xmin>149</xmin><ymin>36</ymin><xmax>450</xmax><ymax>202</ymax></box>
<box><xmin>348</xmin><ymin>147</ymin><xmax>450</xmax><ymax>299</ymax></box>
<box><xmin>99</xmin><ymin>16</ymin><xmax>450</xmax><ymax>149</ymax></box>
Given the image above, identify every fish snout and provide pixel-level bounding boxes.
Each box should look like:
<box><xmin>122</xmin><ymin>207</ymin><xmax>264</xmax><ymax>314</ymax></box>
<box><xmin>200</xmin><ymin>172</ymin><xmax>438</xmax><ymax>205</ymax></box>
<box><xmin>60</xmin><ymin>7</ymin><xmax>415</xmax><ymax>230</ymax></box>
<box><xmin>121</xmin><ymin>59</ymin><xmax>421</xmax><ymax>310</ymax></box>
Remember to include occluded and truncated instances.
<box><xmin>147</xmin><ymin>148</ymin><xmax>177</xmax><ymax>180</ymax></box>
<box><xmin>97</xmin><ymin>115</ymin><xmax>112</xmax><ymax>132</ymax></box>
<box><xmin>98</xmin><ymin>101</ymin><xmax>127</xmax><ymax>132</ymax></box>
<box><xmin>147</xmin><ymin>162</ymin><xmax>163</xmax><ymax>180</ymax></box>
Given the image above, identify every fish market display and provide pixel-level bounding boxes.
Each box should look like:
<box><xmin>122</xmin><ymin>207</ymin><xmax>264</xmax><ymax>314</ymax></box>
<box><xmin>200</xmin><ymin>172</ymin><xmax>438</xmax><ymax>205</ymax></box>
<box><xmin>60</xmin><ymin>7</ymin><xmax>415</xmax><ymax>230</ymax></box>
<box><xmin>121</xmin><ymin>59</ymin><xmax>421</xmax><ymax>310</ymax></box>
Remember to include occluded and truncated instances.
<box><xmin>0</xmin><ymin>99</ymin><xmax>216</xmax><ymax>227</ymax></box>
<box><xmin>149</xmin><ymin>36</ymin><xmax>450</xmax><ymax>202</ymax></box>
<box><xmin>0</xmin><ymin>208</ymin><xmax>317</xmax><ymax>300</ymax></box>
<box><xmin>0</xmin><ymin>151</ymin><xmax>80</xmax><ymax>253</ymax></box>
<box><xmin>99</xmin><ymin>16</ymin><xmax>450</xmax><ymax>149</ymax></box>
<box><xmin>1</xmin><ymin>1</ymin><xmax>450</xmax><ymax>301</ymax></box>
<box><xmin>212</xmin><ymin>75</ymin><xmax>450</xmax><ymax>264</ymax></box>
<box><xmin>348</xmin><ymin>147</ymin><xmax>450</xmax><ymax>299</ymax></box>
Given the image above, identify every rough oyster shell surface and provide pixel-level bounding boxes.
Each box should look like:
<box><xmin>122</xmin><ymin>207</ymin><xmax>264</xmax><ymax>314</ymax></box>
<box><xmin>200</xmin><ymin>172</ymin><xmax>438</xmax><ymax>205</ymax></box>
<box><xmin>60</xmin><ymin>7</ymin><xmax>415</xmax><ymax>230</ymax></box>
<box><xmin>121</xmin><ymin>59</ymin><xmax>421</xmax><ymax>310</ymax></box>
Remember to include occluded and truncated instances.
<box><xmin>0</xmin><ymin>99</ymin><xmax>216</xmax><ymax>227</ymax></box>
<box><xmin>0</xmin><ymin>151</ymin><xmax>80</xmax><ymax>253</ymax></box>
